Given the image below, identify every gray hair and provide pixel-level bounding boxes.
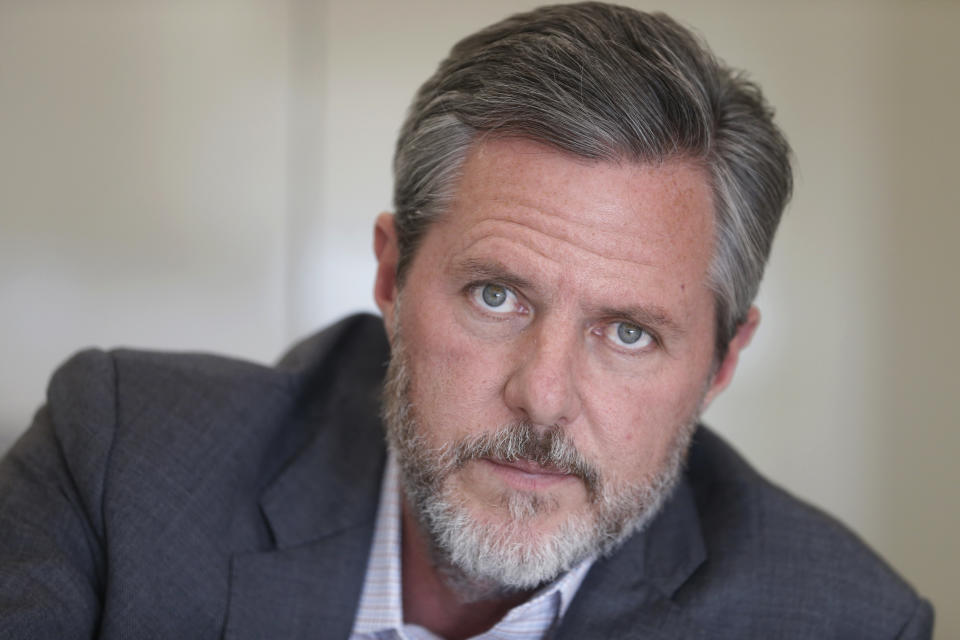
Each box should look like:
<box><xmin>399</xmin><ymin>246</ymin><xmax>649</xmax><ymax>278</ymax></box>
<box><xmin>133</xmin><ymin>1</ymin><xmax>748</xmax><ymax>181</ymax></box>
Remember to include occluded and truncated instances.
<box><xmin>393</xmin><ymin>2</ymin><xmax>792</xmax><ymax>358</ymax></box>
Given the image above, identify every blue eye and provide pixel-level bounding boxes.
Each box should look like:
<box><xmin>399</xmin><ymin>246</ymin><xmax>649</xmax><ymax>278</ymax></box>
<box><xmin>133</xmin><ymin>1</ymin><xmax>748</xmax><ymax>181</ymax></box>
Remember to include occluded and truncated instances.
<box><xmin>482</xmin><ymin>284</ymin><xmax>507</xmax><ymax>307</ymax></box>
<box><xmin>605</xmin><ymin>322</ymin><xmax>653</xmax><ymax>350</ymax></box>
<box><xmin>471</xmin><ymin>283</ymin><xmax>523</xmax><ymax>314</ymax></box>
<box><xmin>617</xmin><ymin>323</ymin><xmax>643</xmax><ymax>344</ymax></box>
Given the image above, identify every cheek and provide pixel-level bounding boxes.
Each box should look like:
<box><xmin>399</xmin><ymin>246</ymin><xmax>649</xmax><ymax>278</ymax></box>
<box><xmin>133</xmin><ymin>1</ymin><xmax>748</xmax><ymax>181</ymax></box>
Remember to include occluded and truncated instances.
<box><xmin>583</xmin><ymin>369</ymin><xmax>705</xmax><ymax>479</ymax></box>
<box><xmin>402</xmin><ymin>304</ymin><xmax>515</xmax><ymax>440</ymax></box>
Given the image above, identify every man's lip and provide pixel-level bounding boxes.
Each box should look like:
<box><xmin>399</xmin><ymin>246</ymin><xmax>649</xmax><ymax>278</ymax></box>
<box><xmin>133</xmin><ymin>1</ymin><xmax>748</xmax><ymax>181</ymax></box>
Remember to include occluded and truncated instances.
<box><xmin>485</xmin><ymin>457</ymin><xmax>571</xmax><ymax>477</ymax></box>
<box><xmin>479</xmin><ymin>457</ymin><xmax>578</xmax><ymax>492</ymax></box>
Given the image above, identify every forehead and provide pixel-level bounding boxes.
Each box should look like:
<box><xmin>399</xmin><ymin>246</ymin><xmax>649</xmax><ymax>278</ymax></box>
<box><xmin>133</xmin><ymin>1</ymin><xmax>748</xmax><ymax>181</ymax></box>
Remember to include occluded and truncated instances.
<box><xmin>431</xmin><ymin>137</ymin><xmax>716</xmax><ymax>292</ymax></box>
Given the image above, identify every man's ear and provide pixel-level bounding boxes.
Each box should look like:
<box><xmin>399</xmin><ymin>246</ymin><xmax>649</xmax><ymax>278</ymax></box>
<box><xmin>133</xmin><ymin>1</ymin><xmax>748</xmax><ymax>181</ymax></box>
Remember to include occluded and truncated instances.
<box><xmin>373</xmin><ymin>212</ymin><xmax>400</xmax><ymax>338</ymax></box>
<box><xmin>701</xmin><ymin>306</ymin><xmax>760</xmax><ymax>412</ymax></box>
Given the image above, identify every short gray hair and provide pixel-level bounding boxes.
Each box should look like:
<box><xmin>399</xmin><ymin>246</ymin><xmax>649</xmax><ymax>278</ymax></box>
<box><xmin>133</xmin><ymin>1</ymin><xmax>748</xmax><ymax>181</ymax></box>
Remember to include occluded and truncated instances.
<box><xmin>393</xmin><ymin>2</ymin><xmax>792</xmax><ymax>358</ymax></box>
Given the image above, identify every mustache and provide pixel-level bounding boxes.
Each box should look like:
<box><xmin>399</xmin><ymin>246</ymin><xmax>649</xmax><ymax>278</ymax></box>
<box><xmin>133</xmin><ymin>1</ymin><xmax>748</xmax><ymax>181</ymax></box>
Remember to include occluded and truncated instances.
<box><xmin>449</xmin><ymin>422</ymin><xmax>601</xmax><ymax>499</ymax></box>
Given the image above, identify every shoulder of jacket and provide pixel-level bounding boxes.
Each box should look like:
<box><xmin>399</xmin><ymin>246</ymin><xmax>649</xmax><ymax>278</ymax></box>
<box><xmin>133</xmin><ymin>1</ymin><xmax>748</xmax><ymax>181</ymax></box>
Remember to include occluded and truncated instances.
<box><xmin>683</xmin><ymin>426</ymin><xmax>930</xmax><ymax>638</ymax></box>
<box><xmin>40</xmin><ymin>314</ymin><xmax>387</xmax><ymax>520</ymax></box>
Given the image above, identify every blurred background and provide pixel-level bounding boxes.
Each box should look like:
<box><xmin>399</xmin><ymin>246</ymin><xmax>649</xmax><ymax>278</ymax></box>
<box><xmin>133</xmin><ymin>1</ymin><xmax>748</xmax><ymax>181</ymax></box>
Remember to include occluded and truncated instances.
<box><xmin>1</xmin><ymin>0</ymin><xmax>957</xmax><ymax>634</ymax></box>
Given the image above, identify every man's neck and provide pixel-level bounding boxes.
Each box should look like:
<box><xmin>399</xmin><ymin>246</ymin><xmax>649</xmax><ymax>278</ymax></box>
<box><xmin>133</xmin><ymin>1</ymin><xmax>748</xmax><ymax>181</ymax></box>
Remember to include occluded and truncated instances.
<box><xmin>400</xmin><ymin>499</ymin><xmax>533</xmax><ymax>640</ymax></box>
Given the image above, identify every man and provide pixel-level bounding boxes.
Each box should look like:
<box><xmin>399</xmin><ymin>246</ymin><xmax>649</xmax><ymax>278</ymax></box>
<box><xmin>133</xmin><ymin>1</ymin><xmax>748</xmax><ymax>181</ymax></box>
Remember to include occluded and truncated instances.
<box><xmin>0</xmin><ymin>3</ymin><xmax>933</xmax><ymax>639</ymax></box>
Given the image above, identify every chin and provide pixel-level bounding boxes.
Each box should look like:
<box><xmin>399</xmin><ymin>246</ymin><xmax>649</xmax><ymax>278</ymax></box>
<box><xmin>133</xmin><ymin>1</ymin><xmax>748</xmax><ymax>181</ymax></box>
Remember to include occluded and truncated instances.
<box><xmin>420</xmin><ymin>481</ymin><xmax>605</xmax><ymax>597</ymax></box>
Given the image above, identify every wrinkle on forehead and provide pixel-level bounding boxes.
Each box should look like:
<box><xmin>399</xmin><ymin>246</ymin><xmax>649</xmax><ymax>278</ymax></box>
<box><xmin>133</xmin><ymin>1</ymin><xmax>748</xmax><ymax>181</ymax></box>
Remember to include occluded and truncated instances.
<box><xmin>451</xmin><ymin>139</ymin><xmax>713</xmax><ymax>263</ymax></box>
<box><xmin>441</xmin><ymin>139</ymin><xmax>716</xmax><ymax>286</ymax></box>
<box><xmin>457</xmin><ymin>215</ymin><xmax>659</xmax><ymax>271</ymax></box>
<box><xmin>448</xmin><ymin>220</ymin><xmax>656</xmax><ymax>298</ymax></box>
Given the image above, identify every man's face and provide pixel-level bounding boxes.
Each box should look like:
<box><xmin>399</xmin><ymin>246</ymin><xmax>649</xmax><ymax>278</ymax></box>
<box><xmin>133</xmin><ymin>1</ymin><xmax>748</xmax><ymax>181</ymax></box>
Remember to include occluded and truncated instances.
<box><xmin>375</xmin><ymin>137</ymin><xmax>749</xmax><ymax>592</ymax></box>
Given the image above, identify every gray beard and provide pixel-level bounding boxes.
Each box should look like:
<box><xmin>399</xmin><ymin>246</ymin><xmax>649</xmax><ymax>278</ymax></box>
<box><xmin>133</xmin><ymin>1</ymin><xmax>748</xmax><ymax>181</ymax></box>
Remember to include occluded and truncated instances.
<box><xmin>381</xmin><ymin>327</ymin><xmax>698</xmax><ymax>601</ymax></box>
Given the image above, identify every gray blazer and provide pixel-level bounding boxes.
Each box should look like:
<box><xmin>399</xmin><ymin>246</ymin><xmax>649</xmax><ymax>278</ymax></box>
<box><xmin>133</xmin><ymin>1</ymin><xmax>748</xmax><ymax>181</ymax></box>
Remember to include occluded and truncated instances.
<box><xmin>0</xmin><ymin>314</ymin><xmax>933</xmax><ymax>638</ymax></box>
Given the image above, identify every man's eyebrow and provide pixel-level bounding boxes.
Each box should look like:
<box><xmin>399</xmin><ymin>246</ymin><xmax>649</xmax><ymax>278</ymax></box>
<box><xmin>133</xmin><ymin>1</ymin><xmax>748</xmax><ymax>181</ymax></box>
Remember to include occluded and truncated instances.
<box><xmin>452</xmin><ymin>258</ymin><xmax>536</xmax><ymax>292</ymax></box>
<box><xmin>594</xmin><ymin>303</ymin><xmax>685</xmax><ymax>336</ymax></box>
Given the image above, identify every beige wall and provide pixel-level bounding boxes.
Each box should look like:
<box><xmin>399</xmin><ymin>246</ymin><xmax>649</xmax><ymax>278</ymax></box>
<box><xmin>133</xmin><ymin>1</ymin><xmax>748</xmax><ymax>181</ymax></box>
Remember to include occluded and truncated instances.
<box><xmin>1</xmin><ymin>1</ymin><xmax>957</xmax><ymax>635</ymax></box>
<box><xmin>0</xmin><ymin>0</ymin><xmax>290</xmax><ymax>432</ymax></box>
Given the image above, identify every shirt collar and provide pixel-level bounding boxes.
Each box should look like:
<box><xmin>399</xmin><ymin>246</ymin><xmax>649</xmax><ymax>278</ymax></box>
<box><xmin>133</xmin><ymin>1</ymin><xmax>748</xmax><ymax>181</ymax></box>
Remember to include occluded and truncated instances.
<box><xmin>351</xmin><ymin>453</ymin><xmax>594</xmax><ymax>639</ymax></box>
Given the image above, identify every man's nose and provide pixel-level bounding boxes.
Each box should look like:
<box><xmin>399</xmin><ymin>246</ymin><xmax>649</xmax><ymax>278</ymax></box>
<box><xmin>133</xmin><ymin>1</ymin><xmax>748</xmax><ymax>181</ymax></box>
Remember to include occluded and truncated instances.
<box><xmin>502</xmin><ymin>320</ymin><xmax>583</xmax><ymax>427</ymax></box>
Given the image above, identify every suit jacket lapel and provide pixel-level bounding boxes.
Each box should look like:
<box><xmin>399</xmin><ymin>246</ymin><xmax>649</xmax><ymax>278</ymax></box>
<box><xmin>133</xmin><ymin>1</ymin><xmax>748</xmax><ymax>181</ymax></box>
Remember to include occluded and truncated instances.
<box><xmin>556</xmin><ymin>479</ymin><xmax>708</xmax><ymax>639</ymax></box>
<box><xmin>223</xmin><ymin>525</ymin><xmax>376</xmax><ymax>640</ymax></box>
<box><xmin>224</xmin><ymin>315</ymin><xmax>390</xmax><ymax>639</ymax></box>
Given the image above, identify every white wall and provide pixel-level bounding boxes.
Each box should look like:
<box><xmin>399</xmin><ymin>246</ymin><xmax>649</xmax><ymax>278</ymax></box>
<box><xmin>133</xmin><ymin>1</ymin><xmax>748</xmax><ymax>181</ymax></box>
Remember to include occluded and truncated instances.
<box><xmin>0</xmin><ymin>0</ymin><xmax>290</xmax><ymax>433</ymax></box>
<box><xmin>1</xmin><ymin>1</ymin><xmax>957</xmax><ymax>636</ymax></box>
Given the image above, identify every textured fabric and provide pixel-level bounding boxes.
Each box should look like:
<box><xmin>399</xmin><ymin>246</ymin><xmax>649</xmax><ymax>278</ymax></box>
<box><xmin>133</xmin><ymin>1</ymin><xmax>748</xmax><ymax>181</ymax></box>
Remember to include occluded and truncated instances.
<box><xmin>350</xmin><ymin>454</ymin><xmax>592</xmax><ymax>640</ymax></box>
<box><xmin>0</xmin><ymin>314</ymin><xmax>935</xmax><ymax>639</ymax></box>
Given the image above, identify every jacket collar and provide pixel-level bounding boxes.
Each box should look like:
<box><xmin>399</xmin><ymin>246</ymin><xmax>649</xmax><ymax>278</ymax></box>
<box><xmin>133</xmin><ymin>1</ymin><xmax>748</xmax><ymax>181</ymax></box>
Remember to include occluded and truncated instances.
<box><xmin>224</xmin><ymin>315</ymin><xmax>390</xmax><ymax>640</ymax></box>
<box><xmin>557</xmin><ymin>440</ymin><xmax>708</xmax><ymax>640</ymax></box>
<box><xmin>555</xmin><ymin>474</ymin><xmax>708</xmax><ymax>639</ymax></box>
